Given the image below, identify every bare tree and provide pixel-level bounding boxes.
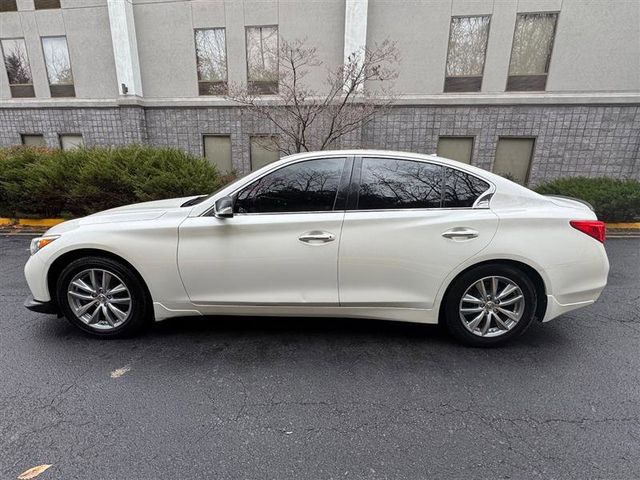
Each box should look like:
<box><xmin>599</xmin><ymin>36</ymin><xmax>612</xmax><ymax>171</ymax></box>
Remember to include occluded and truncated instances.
<box><xmin>226</xmin><ymin>38</ymin><xmax>399</xmax><ymax>155</ymax></box>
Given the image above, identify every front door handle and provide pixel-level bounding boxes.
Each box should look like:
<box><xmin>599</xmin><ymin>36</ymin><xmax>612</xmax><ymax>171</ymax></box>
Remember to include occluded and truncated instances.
<box><xmin>298</xmin><ymin>231</ymin><xmax>336</xmax><ymax>244</ymax></box>
<box><xmin>442</xmin><ymin>228</ymin><xmax>479</xmax><ymax>240</ymax></box>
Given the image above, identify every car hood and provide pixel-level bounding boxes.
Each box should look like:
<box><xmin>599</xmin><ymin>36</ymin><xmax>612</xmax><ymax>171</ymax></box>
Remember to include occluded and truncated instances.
<box><xmin>91</xmin><ymin>196</ymin><xmax>200</xmax><ymax>214</ymax></box>
<box><xmin>45</xmin><ymin>196</ymin><xmax>200</xmax><ymax>235</ymax></box>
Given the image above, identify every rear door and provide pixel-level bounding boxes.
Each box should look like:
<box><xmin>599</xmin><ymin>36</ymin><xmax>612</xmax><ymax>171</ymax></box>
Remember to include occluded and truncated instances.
<box><xmin>338</xmin><ymin>157</ymin><xmax>499</xmax><ymax>309</ymax></box>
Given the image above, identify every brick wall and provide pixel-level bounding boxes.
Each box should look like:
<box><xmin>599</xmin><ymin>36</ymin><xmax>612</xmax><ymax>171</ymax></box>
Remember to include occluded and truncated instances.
<box><xmin>1</xmin><ymin>104</ymin><xmax>638</xmax><ymax>184</ymax></box>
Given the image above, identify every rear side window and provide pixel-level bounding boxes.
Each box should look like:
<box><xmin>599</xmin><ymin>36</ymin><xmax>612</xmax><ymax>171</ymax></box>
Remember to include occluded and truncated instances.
<box><xmin>443</xmin><ymin>168</ymin><xmax>490</xmax><ymax>207</ymax></box>
<box><xmin>235</xmin><ymin>158</ymin><xmax>346</xmax><ymax>213</ymax></box>
<box><xmin>358</xmin><ymin>158</ymin><xmax>444</xmax><ymax>210</ymax></box>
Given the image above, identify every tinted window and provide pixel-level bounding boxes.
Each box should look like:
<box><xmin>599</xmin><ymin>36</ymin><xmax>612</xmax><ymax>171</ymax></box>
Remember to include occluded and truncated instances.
<box><xmin>358</xmin><ymin>158</ymin><xmax>444</xmax><ymax>210</ymax></box>
<box><xmin>443</xmin><ymin>168</ymin><xmax>490</xmax><ymax>207</ymax></box>
<box><xmin>235</xmin><ymin>158</ymin><xmax>345</xmax><ymax>213</ymax></box>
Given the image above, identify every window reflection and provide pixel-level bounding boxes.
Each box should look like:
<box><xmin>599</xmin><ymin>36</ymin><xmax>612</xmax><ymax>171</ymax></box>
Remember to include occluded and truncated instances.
<box><xmin>195</xmin><ymin>28</ymin><xmax>227</xmax><ymax>94</ymax></box>
<box><xmin>443</xmin><ymin>168</ymin><xmax>490</xmax><ymax>207</ymax></box>
<box><xmin>446</xmin><ymin>16</ymin><xmax>491</xmax><ymax>77</ymax></box>
<box><xmin>235</xmin><ymin>158</ymin><xmax>344</xmax><ymax>213</ymax></box>
<box><xmin>1</xmin><ymin>38</ymin><xmax>33</xmax><ymax>85</ymax></box>
<box><xmin>509</xmin><ymin>13</ymin><xmax>558</xmax><ymax>75</ymax></box>
<box><xmin>246</xmin><ymin>26</ymin><xmax>278</xmax><ymax>93</ymax></box>
<box><xmin>358</xmin><ymin>159</ymin><xmax>444</xmax><ymax>210</ymax></box>
<box><xmin>42</xmin><ymin>36</ymin><xmax>73</xmax><ymax>85</ymax></box>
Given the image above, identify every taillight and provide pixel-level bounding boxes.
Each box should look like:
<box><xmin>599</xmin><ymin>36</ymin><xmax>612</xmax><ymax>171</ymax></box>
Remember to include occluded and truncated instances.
<box><xmin>570</xmin><ymin>220</ymin><xmax>606</xmax><ymax>243</ymax></box>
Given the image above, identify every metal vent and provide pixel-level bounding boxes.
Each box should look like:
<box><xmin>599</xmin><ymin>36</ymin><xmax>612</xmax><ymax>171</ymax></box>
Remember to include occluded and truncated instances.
<box><xmin>444</xmin><ymin>76</ymin><xmax>482</xmax><ymax>93</ymax></box>
<box><xmin>49</xmin><ymin>84</ymin><xmax>75</xmax><ymax>97</ymax></box>
<box><xmin>198</xmin><ymin>81</ymin><xmax>227</xmax><ymax>96</ymax></box>
<box><xmin>10</xmin><ymin>85</ymin><xmax>35</xmax><ymax>98</ymax></box>
<box><xmin>506</xmin><ymin>75</ymin><xmax>547</xmax><ymax>91</ymax></box>
<box><xmin>247</xmin><ymin>81</ymin><xmax>278</xmax><ymax>95</ymax></box>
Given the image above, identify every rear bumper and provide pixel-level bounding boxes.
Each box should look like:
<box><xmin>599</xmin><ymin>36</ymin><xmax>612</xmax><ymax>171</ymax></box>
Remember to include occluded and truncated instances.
<box><xmin>24</xmin><ymin>297</ymin><xmax>58</xmax><ymax>315</ymax></box>
<box><xmin>542</xmin><ymin>295</ymin><xmax>597</xmax><ymax>322</ymax></box>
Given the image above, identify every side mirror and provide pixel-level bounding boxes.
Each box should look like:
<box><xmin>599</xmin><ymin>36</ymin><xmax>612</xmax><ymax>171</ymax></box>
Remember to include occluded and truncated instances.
<box><xmin>214</xmin><ymin>196</ymin><xmax>234</xmax><ymax>218</ymax></box>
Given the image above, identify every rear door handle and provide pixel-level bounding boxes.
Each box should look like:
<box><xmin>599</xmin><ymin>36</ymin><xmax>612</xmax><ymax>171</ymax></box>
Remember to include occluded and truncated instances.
<box><xmin>442</xmin><ymin>228</ymin><xmax>479</xmax><ymax>240</ymax></box>
<box><xmin>299</xmin><ymin>231</ymin><xmax>336</xmax><ymax>244</ymax></box>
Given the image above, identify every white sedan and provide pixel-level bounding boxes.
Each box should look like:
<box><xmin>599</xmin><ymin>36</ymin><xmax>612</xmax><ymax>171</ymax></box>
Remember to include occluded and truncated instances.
<box><xmin>24</xmin><ymin>150</ymin><xmax>609</xmax><ymax>346</ymax></box>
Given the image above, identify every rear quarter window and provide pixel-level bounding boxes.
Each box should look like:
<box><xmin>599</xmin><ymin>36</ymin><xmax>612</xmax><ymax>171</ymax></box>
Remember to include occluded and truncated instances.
<box><xmin>443</xmin><ymin>168</ymin><xmax>490</xmax><ymax>207</ymax></box>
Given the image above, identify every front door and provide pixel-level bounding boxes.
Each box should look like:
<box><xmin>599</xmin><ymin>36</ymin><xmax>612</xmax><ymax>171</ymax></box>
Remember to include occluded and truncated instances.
<box><xmin>178</xmin><ymin>157</ymin><xmax>350</xmax><ymax>305</ymax></box>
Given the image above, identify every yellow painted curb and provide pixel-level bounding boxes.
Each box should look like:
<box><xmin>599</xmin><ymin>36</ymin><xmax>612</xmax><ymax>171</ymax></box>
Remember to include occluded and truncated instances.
<box><xmin>0</xmin><ymin>217</ymin><xmax>14</xmax><ymax>226</ymax></box>
<box><xmin>606</xmin><ymin>222</ymin><xmax>640</xmax><ymax>230</ymax></box>
<box><xmin>17</xmin><ymin>218</ymin><xmax>66</xmax><ymax>227</ymax></box>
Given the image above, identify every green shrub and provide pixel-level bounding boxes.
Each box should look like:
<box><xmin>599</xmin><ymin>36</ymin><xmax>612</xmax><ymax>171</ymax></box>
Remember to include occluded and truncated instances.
<box><xmin>534</xmin><ymin>177</ymin><xmax>640</xmax><ymax>222</ymax></box>
<box><xmin>0</xmin><ymin>145</ymin><xmax>228</xmax><ymax>218</ymax></box>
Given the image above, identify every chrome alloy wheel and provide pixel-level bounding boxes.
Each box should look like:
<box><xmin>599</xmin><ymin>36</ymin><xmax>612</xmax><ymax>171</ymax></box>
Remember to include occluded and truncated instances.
<box><xmin>458</xmin><ymin>276</ymin><xmax>525</xmax><ymax>338</ymax></box>
<box><xmin>67</xmin><ymin>268</ymin><xmax>132</xmax><ymax>330</ymax></box>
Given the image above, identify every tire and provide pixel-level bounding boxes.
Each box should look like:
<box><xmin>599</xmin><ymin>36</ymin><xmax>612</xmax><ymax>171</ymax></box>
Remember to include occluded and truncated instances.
<box><xmin>443</xmin><ymin>264</ymin><xmax>537</xmax><ymax>347</ymax></box>
<box><xmin>56</xmin><ymin>256</ymin><xmax>150</xmax><ymax>338</ymax></box>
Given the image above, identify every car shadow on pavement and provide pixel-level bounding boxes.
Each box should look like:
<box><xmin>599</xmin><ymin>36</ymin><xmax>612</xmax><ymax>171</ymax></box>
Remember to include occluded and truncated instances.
<box><xmin>145</xmin><ymin>313</ymin><xmax>571</xmax><ymax>350</ymax></box>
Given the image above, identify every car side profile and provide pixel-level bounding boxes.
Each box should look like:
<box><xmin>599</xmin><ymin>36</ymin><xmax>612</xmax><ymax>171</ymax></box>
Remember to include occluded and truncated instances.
<box><xmin>24</xmin><ymin>150</ymin><xmax>609</xmax><ymax>346</ymax></box>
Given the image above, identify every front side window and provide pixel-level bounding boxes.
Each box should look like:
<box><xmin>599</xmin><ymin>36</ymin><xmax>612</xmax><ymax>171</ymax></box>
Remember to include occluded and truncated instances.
<box><xmin>235</xmin><ymin>158</ymin><xmax>345</xmax><ymax>214</ymax></box>
<box><xmin>358</xmin><ymin>158</ymin><xmax>444</xmax><ymax>210</ymax></box>
<box><xmin>443</xmin><ymin>168</ymin><xmax>490</xmax><ymax>207</ymax></box>
<box><xmin>507</xmin><ymin>13</ymin><xmax>558</xmax><ymax>91</ymax></box>
<box><xmin>1</xmin><ymin>38</ymin><xmax>35</xmax><ymax>97</ymax></box>
<box><xmin>444</xmin><ymin>16</ymin><xmax>491</xmax><ymax>92</ymax></box>
<box><xmin>195</xmin><ymin>28</ymin><xmax>227</xmax><ymax>95</ymax></box>
<box><xmin>246</xmin><ymin>26</ymin><xmax>278</xmax><ymax>94</ymax></box>
<box><xmin>41</xmin><ymin>36</ymin><xmax>75</xmax><ymax>97</ymax></box>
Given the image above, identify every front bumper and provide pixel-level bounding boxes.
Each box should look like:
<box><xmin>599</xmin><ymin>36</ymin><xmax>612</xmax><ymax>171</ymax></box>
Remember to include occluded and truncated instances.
<box><xmin>24</xmin><ymin>297</ymin><xmax>58</xmax><ymax>315</ymax></box>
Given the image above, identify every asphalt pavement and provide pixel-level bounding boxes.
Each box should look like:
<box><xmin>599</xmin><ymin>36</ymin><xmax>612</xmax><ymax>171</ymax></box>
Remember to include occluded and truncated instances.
<box><xmin>1</xmin><ymin>234</ymin><xmax>639</xmax><ymax>479</ymax></box>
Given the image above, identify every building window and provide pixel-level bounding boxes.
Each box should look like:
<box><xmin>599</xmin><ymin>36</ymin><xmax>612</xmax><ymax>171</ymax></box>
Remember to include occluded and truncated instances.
<box><xmin>21</xmin><ymin>134</ymin><xmax>46</xmax><ymax>147</ymax></box>
<box><xmin>0</xmin><ymin>1</ymin><xmax>18</xmax><ymax>13</ymax></box>
<box><xmin>59</xmin><ymin>134</ymin><xmax>83</xmax><ymax>150</ymax></box>
<box><xmin>444</xmin><ymin>16</ymin><xmax>490</xmax><ymax>92</ymax></box>
<box><xmin>195</xmin><ymin>28</ymin><xmax>227</xmax><ymax>95</ymax></box>
<box><xmin>34</xmin><ymin>0</ymin><xmax>61</xmax><ymax>9</ymax></box>
<box><xmin>41</xmin><ymin>36</ymin><xmax>75</xmax><ymax>97</ymax></box>
<box><xmin>246</xmin><ymin>26</ymin><xmax>278</xmax><ymax>94</ymax></box>
<box><xmin>203</xmin><ymin>135</ymin><xmax>233</xmax><ymax>173</ymax></box>
<box><xmin>437</xmin><ymin>137</ymin><xmax>474</xmax><ymax>164</ymax></box>
<box><xmin>493</xmin><ymin>137</ymin><xmax>535</xmax><ymax>185</ymax></box>
<box><xmin>507</xmin><ymin>13</ymin><xmax>558</xmax><ymax>91</ymax></box>
<box><xmin>250</xmin><ymin>136</ymin><xmax>279</xmax><ymax>171</ymax></box>
<box><xmin>1</xmin><ymin>38</ymin><xmax>35</xmax><ymax>97</ymax></box>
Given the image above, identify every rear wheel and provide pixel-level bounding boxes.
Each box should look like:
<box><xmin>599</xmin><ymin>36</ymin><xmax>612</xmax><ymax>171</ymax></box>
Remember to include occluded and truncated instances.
<box><xmin>56</xmin><ymin>256</ymin><xmax>150</xmax><ymax>338</ymax></box>
<box><xmin>443</xmin><ymin>264</ymin><xmax>537</xmax><ymax>347</ymax></box>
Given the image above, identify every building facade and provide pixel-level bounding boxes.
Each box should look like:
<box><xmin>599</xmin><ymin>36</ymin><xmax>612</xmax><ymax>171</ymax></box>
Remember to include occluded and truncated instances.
<box><xmin>1</xmin><ymin>0</ymin><xmax>639</xmax><ymax>185</ymax></box>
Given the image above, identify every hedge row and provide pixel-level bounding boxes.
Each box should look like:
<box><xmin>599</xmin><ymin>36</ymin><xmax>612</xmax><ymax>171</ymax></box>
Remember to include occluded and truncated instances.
<box><xmin>0</xmin><ymin>146</ymin><xmax>229</xmax><ymax>218</ymax></box>
<box><xmin>1</xmin><ymin>146</ymin><xmax>638</xmax><ymax>222</ymax></box>
<box><xmin>534</xmin><ymin>177</ymin><xmax>640</xmax><ymax>223</ymax></box>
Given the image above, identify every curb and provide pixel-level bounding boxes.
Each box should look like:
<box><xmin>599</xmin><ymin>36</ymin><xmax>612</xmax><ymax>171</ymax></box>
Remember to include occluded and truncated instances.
<box><xmin>0</xmin><ymin>218</ymin><xmax>66</xmax><ymax>228</ymax></box>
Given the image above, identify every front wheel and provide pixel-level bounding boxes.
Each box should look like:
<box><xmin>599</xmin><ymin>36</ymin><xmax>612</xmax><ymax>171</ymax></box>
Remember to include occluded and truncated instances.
<box><xmin>443</xmin><ymin>264</ymin><xmax>537</xmax><ymax>347</ymax></box>
<box><xmin>56</xmin><ymin>256</ymin><xmax>150</xmax><ymax>338</ymax></box>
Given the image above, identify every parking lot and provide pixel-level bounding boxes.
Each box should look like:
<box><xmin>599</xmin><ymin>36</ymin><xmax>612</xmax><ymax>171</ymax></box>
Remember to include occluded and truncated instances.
<box><xmin>1</xmin><ymin>234</ymin><xmax>639</xmax><ymax>479</ymax></box>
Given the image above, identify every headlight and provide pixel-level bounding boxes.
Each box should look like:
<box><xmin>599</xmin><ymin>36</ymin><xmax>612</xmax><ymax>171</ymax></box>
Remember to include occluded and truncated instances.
<box><xmin>30</xmin><ymin>235</ymin><xmax>60</xmax><ymax>255</ymax></box>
